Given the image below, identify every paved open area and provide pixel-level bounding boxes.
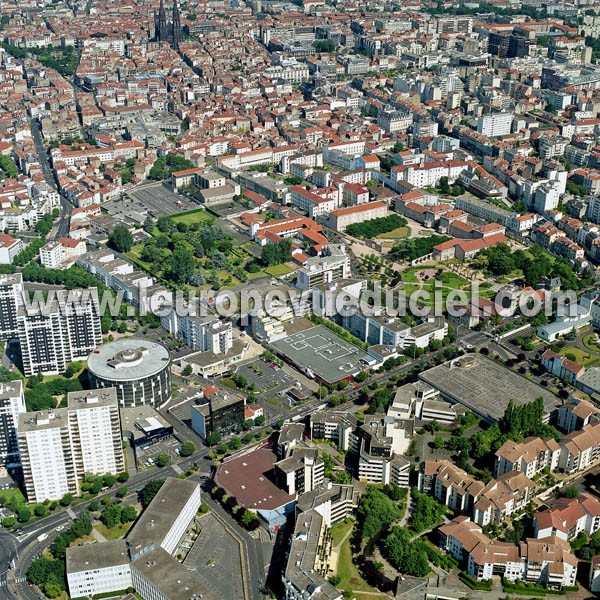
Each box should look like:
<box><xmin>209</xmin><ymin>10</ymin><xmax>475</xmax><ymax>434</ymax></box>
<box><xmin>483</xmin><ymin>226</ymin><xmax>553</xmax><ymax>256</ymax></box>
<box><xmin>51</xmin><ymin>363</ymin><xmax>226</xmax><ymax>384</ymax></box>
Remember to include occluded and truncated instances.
<box><xmin>184</xmin><ymin>513</ymin><xmax>244</xmax><ymax>600</ymax></box>
<box><xmin>272</xmin><ymin>325</ymin><xmax>370</xmax><ymax>384</ymax></box>
<box><xmin>419</xmin><ymin>354</ymin><xmax>561</xmax><ymax>423</ymax></box>
<box><xmin>103</xmin><ymin>181</ymin><xmax>197</xmax><ymax>217</ymax></box>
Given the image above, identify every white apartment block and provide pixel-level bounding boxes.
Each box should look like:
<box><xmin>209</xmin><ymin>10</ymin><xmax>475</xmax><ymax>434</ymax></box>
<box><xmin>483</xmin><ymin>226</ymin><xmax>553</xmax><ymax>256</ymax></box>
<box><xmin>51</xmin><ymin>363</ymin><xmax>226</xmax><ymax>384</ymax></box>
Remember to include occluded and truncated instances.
<box><xmin>477</xmin><ymin>112</ymin><xmax>514</xmax><ymax>137</ymax></box>
<box><xmin>18</xmin><ymin>387</ymin><xmax>123</xmax><ymax>503</ymax></box>
<box><xmin>39</xmin><ymin>237</ymin><xmax>87</xmax><ymax>269</ymax></box>
<box><xmin>17</xmin><ymin>293</ymin><xmax>102</xmax><ymax>376</ymax></box>
<box><xmin>19</xmin><ymin>409</ymin><xmax>79</xmax><ymax>503</ymax></box>
<box><xmin>534</xmin><ymin>493</ymin><xmax>600</xmax><ymax>541</ymax></box>
<box><xmin>558</xmin><ymin>421</ymin><xmax>600</xmax><ymax>474</ymax></box>
<box><xmin>439</xmin><ymin>517</ymin><xmax>577</xmax><ymax>588</ymax></box>
<box><xmin>0</xmin><ymin>273</ymin><xmax>23</xmax><ymax>340</ymax></box>
<box><xmin>0</xmin><ymin>380</ymin><xmax>25</xmax><ymax>468</ymax></box>
<box><xmin>67</xmin><ymin>389</ymin><xmax>124</xmax><ymax>476</ymax></box>
<box><xmin>161</xmin><ymin>313</ymin><xmax>233</xmax><ymax>355</ymax></box>
<box><xmin>67</xmin><ymin>540</ymin><xmax>132</xmax><ymax>598</ymax></box>
<box><xmin>495</xmin><ymin>437</ymin><xmax>560</xmax><ymax>478</ymax></box>
<box><xmin>0</xmin><ymin>234</ymin><xmax>23</xmax><ymax>265</ymax></box>
<box><xmin>296</xmin><ymin>245</ymin><xmax>350</xmax><ymax>291</ymax></box>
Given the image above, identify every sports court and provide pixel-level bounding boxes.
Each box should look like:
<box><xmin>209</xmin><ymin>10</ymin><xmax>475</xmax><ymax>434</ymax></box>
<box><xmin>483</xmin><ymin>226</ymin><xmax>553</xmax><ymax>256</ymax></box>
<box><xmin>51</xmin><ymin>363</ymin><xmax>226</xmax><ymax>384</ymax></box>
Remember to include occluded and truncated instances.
<box><xmin>272</xmin><ymin>325</ymin><xmax>372</xmax><ymax>384</ymax></box>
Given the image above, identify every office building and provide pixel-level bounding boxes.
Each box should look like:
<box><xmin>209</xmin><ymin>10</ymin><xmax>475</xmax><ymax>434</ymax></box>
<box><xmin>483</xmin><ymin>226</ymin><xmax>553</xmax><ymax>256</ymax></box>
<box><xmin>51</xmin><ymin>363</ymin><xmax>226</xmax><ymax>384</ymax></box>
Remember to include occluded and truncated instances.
<box><xmin>0</xmin><ymin>380</ymin><xmax>25</xmax><ymax>468</ymax></box>
<box><xmin>126</xmin><ymin>477</ymin><xmax>201</xmax><ymax>561</ymax></box>
<box><xmin>190</xmin><ymin>387</ymin><xmax>245</xmax><ymax>439</ymax></box>
<box><xmin>67</xmin><ymin>540</ymin><xmax>132</xmax><ymax>598</ymax></box>
<box><xmin>17</xmin><ymin>291</ymin><xmax>102</xmax><ymax>376</ymax></box>
<box><xmin>88</xmin><ymin>339</ymin><xmax>172</xmax><ymax>407</ymax></box>
<box><xmin>18</xmin><ymin>387</ymin><xmax>123</xmax><ymax>503</ymax></box>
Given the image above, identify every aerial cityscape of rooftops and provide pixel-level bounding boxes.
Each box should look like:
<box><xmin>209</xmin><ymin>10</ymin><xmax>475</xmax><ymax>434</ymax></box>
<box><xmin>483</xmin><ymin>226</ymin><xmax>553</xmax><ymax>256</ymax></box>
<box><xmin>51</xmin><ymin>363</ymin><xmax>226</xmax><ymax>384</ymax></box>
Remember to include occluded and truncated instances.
<box><xmin>5</xmin><ymin>0</ymin><xmax>600</xmax><ymax>599</ymax></box>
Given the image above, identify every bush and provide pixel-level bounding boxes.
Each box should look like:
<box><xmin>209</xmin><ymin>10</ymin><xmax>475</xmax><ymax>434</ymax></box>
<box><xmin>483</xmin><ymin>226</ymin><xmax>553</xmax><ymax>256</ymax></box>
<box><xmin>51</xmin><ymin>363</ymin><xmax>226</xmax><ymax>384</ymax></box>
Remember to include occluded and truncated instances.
<box><xmin>458</xmin><ymin>571</ymin><xmax>492</xmax><ymax>591</ymax></box>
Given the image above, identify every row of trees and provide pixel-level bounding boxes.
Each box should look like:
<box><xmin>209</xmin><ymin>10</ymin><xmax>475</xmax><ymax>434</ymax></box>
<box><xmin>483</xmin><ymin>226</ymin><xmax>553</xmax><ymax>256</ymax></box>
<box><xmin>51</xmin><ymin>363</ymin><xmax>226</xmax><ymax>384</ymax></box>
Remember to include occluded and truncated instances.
<box><xmin>28</xmin><ymin>512</ymin><xmax>94</xmax><ymax>597</ymax></box>
<box><xmin>209</xmin><ymin>484</ymin><xmax>260</xmax><ymax>530</ymax></box>
<box><xmin>346</xmin><ymin>214</ymin><xmax>408</xmax><ymax>239</ymax></box>
<box><xmin>260</xmin><ymin>237</ymin><xmax>292</xmax><ymax>266</ymax></box>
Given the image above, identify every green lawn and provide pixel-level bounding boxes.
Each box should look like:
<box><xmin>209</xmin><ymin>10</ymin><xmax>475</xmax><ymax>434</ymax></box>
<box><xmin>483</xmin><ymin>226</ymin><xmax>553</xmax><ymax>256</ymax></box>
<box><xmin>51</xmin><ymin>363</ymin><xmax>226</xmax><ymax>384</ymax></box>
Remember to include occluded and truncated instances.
<box><xmin>0</xmin><ymin>487</ymin><xmax>25</xmax><ymax>505</ymax></box>
<box><xmin>95</xmin><ymin>521</ymin><xmax>132</xmax><ymax>541</ymax></box>
<box><xmin>264</xmin><ymin>263</ymin><xmax>294</xmax><ymax>276</ymax></box>
<box><xmin>331</xmin><ymin>519</ymin><xmax>353</xmax><ymax>546</ymax></box>
<box><xmin>336</xmin><ymin>527</ymin><xmax>383</xmax><ymax>595</ymax></box>
<box><xmin>582</xmin><ymin>333</ymin><xmax>600</xmax><ymax>353</ymax></box>
<box><xmin>401</xmin><ymin>267</ymin><xmax>470</xmax><ymax>306</ymax></box>
<box><xmin>376</xmin><ymin>226</ymin><xmax>409</xmax><ymax>240</ymax></box>
<box><xmin>561</xmin><ymin>345</ymin><xmax>600</xmax><ymax>367</ymax></box>
<box><xmin>171</xmin><ymin>208</ymin><xmax>214</xmax><ymax>226</ymax></box>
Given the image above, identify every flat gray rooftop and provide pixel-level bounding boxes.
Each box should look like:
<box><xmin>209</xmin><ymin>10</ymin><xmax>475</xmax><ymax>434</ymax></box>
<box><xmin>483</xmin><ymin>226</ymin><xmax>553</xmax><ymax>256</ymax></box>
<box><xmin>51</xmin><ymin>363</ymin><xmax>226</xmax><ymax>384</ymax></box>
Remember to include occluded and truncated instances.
<box><xmin>272</xmin><ymin>324</ymin><xmax>369</xmax><ymax>384</ymax></box>
<box><xmin>66</xmin><ymin>540</ymin><xmax>129</xmax><ymax>574</ymax></box>
<box><xmin>127</xmin><ymin>477</ymin><xmax>199</xmax><ymax>555</ymax></box>
<box><xmin>419</xmin><ymin>354</ymin><xmax>560</xmax><ymax>423</ymax></box>
<box><xmin>132</xmin><ymin>547</ymin><xmax>219</xmax><ymax>600</ymax></box>
<box><xmin>87</xmin><ymin>338</ymin><xmax>170</xmax><ymax>381</ymax></box>
<box><xmin>67</xmin><ymin>387</ymin><xmax>118</xmax><ymax>411</ymax></box>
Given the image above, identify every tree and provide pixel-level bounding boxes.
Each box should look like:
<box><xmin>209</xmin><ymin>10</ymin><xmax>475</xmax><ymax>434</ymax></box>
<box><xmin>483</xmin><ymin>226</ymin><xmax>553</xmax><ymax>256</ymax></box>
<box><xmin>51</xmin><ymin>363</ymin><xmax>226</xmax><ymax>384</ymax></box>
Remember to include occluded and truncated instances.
<box><xmin>182</xmin><ymin>364</ymin><xmax>193</xmax><ymax>377</ymax></box>
<box><xmin>108</xmin><ymin>224</ymin><xmax>134</xmax><ymax>253</ymax></box>
<box><xmin>358</xmin><ymin>486</ymin><xmax>402</xmax><ymax>541</ymax></box>
<box><xmin>44</xmin><ymin>583</ymin><xmax>62</xmax><ymax>598</ymax></box>
<box><xmin>17</xmin><ymin>506</ymin><xmax>31</xmax><ymax>522</ymax></box>
<box><xmin>116</xmin><ymin>486</ymin><xmax>128</xmax><ymax>498</ymax></box>
<box><xmin>206</xmin><ymin>431</ymin><xmax>222</xmax><ymax>446</ymax></box>
<box><xmin>166</xmin><ymin>247</ymin><xmax>195</xmax><ymax>284</ymax></box>
<box><xmin>120</xmin><ymin>505</ymin><xmax>137</xmax><ymax>523</ymax></box>
<box><xmin>142</xmin><ymin>479</ymin><xmax>164</xmax><ymax>507</ymax></box>
<box><xmin>155</xmin><ymin>452</ymin><xmax>171</xmax><ymax>467</ymax></box>
<box><xmin>384</xmin><ymin>527</ymin><xmax>430</xmax><ymax>577</ymax></box>
<box><xmin>180</xmin><ymin>441</ymin><xmax>196</xmax><ymax>457</ymax></box>
<box><xmin>561</xmin><ymin>485</ymin><xmax>579</xmax><ymax>499</ymax></box>
<box><xmin>254</xmin><ymin>415</ymin><xmax>265</xmax><ymax>426</ymax></box>
<box><xmin>229</xmin><ymin>437</ymin><xmax>241</xmax><ymax>451</ymax></box>
<box><xmin>117</xmin><ymin>471</ymin><xmax>130</xmax><ymax>483</ymax></box>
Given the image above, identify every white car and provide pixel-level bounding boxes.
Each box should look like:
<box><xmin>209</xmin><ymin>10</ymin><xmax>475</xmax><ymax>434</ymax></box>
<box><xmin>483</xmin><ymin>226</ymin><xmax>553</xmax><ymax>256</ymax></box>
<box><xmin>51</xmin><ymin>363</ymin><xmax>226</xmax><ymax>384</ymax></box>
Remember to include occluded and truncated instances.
<box><xmin>55</xmin><ymin>525</ymin><xmax>64</xmax><ymax>532</ymax></box>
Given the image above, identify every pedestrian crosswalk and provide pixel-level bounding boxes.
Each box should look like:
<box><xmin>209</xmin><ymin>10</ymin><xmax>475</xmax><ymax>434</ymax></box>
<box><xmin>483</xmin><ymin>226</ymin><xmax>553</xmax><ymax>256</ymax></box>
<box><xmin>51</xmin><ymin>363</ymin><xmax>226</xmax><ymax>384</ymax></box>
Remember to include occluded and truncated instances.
<box><xmin>0</xmin><ymin>577</ymin><xmax>26</xmax><ymax>587</ymax></box>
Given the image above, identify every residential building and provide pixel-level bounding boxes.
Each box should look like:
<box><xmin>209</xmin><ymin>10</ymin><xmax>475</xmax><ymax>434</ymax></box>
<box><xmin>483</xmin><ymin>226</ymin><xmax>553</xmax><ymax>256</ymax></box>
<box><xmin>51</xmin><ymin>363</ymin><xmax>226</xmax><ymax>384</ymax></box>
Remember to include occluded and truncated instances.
<box><xmin>310</xmin><ymin>411</ymin><xmax>358</xmax><ymax>452</ymax></box>
<box><xmin>477</xmin><ymin>113</ymin><xmax>514</xmax><ymax>137</ymax></box>
<box><xmin>0</xmin><ymin>234</ymin><xmax>23</xmax><ymax>265</ymax></box>
<box><xmin>67</xmin><ymin>389</ymin><xmax>125</xmax><ymax>478</ymax></box>
<box><xmin>0</xmin><ymin>380</ymin><xmax>25</xmax><ymax>468</ymax></box>
<box><xmin>558</xmin><ymin>420</ymin><xmax>600</xmax><ymax>474</ymax></box>
<box><xmin>17</xmin><ymin>292</ymin><xmax>102</xmax><ymax>376</ymax></box>
<box><xmin>495</xmin><ymin>437</ymin><xmax>561</xmax><ymax>478</ymax></box>
<box><xmin>534</xmin><ymin>493</ymin><xmax>600</xmax><ymax>541</ymax></box>
<box><xmin>295</xmin><ymin>481</ymin><xmax>358</xmax><ymax>527</ymax></box>
<box><xmin>557</xmin><ymin>398</ymin><xmax>600</xmax><ymax>434</ymax></box>
<box><xmin>274</xmin><ymin>445</ymin><xmax>324</xmax><ymax>495</ymax></box>
<box><xmin>18</xmin><ymin>387</ymin><xmax>124</xmax><ymax>503</ymax></box>
<box><xmin>439</xmin><ymin>517</ymin><xmax>577</xmax><ymax>587</ymax></box>
<box><xmin>0</xmin><ymin>273</ymin><xmax>22</xmax><ymax>340</ymax></box>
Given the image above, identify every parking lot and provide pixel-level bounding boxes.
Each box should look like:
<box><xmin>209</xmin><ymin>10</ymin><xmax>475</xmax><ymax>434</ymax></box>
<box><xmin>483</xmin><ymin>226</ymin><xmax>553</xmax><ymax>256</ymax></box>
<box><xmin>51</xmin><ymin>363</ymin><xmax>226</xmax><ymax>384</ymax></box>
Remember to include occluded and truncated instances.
<box><xmin>234</xmin><ymin>358</ymin><xmax>295</xmax><ymax>395</ymax></box>
<box><xmin>184</xmin><ymin>513</ymin><xmax>244</xmax><ymax>599</ymax></box>
<box><xmin>137</xmin><ymin>437</ymin><xmax>180</xmax><ymax>469</ymax></box>
<box><xmin>103</xmin><ymin>182</ymin><xmax>198</xmax><ymax>218</ymax></box>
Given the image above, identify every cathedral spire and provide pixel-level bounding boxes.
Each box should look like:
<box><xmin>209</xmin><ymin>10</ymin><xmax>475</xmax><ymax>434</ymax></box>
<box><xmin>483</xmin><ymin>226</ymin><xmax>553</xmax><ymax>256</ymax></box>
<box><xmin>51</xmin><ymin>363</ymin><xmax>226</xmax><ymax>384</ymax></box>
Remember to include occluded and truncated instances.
<box><xmin>172</xmin><ymin>0</ymin><xmax>182</xmax><ymax>49</ymax></box>
<box><xmin>157</xmin><ymin>0</ymin><xmax>168</xmax><ymax>43</ymax></box>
